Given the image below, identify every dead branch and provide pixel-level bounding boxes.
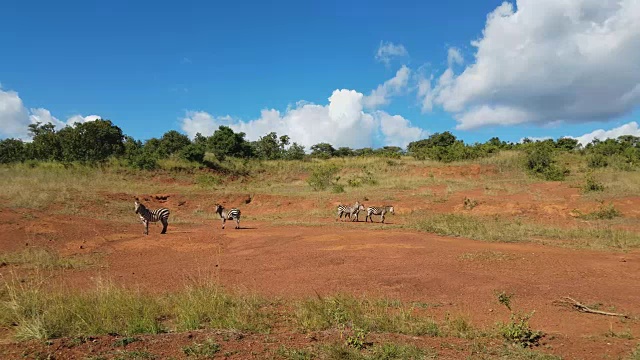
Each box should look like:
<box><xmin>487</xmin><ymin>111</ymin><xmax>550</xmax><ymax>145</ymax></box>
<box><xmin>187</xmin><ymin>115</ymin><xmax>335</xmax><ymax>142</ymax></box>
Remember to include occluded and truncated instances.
<box><xmin>558</xmin><ymin>297</ymin><xmax>629</xmax><ymax>318</ymax></box>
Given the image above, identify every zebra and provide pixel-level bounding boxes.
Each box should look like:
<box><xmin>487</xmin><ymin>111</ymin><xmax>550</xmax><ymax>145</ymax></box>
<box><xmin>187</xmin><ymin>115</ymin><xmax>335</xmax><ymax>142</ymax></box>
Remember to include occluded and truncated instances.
<box><xmin>350</xmin><ymin>202</ymin><xmax>366</xmax><ymax>222</ymax></box>
<box><xmin>215</xmin><ymin>204</ymin><xmax>241</xmax><ymax>229</ymax></box>
<box><xmin>134</xmin><ymin>198</ymin><xmax>170</xmax><ymax>235</ymax></box>
<box><xmin>365</xmin><ymin>205</ymin><xmax>395</xmax><ymax>223</ymax></box>
<box><xmin>336</xmin><ymin>201</ymin><xmax>365</xmax><ymax>222</ymax></box>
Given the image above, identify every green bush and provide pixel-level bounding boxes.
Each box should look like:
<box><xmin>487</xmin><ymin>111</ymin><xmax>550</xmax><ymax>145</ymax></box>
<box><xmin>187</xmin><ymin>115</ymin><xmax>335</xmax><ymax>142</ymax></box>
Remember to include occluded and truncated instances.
<box><xmin>524</xmin><ymin>143</ymin><xmax>568</xmax><ymax>180</ymax></box>
<box><xmin>307</xmin><ymin>164</ymin><xmax>341</xmax><ymax>191</ymax></box>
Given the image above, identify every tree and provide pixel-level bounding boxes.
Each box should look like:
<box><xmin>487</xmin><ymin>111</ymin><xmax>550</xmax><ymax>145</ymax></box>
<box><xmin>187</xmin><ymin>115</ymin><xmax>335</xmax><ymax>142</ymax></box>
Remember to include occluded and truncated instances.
<box><xmin>334</xmin><ymin>147</ymin><xmax>355</xmax><ymax>157</ymax></box>
<box><xmin>0</xmin><ymin>138</ymin><xmax>26</xmax><ymax>163</ymax></box>
<box><xmin>310</xmin><ymin>143</ymin><xmax>335</xmax><ymax>158</ymax></box>
<box><xmin>28</xmin><ymin>122</ymin><xmax>62</xmax><ymax>161</ymax></box>
<box><xmin>284</xmin><ymin>142</ymin><xmax>306</xmax><ymax>160</ymax></box>
<box><xmin>207</xmin><ymin>126</ymin><xmax>253</xmax><ymax>160</ymax></box>
<box><xmin>255</xmin><ymin>132</ymin><xmax>289</xmax><ymax>160</ymax></box>
<box><xmin>158</xmin><ymin>130</ymin><xmax>191</xmax><ymax>156</ymax></box>
<box><xmin>555</xmin><ymin>137</ymin><xmax>579</xmax><ymax>151</ymax></box>
<box><xmin>57</xmin><ymin>119</ymin><xmax>125</xmax><ymax>162</ymax></box>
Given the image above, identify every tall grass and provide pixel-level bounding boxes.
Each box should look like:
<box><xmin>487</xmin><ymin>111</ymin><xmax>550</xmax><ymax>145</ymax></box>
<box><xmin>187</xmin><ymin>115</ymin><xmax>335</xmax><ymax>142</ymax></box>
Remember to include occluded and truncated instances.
<box><xmin>0</xmin><ymin>277</ymin><xmax>270</xmax><ymax>341</ymax></box>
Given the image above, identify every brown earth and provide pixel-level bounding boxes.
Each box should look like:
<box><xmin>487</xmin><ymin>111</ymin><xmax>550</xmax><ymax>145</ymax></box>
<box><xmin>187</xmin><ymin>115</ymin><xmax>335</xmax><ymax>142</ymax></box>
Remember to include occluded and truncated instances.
<box><xmin>1</xmin><ymin>173</ymin><xmax>640</xmax><ymax>359</ymax></box>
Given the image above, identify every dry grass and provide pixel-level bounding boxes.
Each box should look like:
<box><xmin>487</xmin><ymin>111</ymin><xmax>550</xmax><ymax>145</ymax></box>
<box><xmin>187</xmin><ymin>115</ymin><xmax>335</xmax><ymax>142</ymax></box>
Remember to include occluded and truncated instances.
<box><xmin>0</xmin><ymin>247</ymin><xmax>93</xmax><ymax>270</ymax></box>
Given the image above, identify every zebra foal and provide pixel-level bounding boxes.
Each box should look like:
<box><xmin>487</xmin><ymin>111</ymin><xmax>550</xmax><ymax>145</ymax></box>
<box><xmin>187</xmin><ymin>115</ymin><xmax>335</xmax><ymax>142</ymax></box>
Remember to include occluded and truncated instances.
<box><xmin>134</xmin><ymin>198</ymin><xmax>170</xmax><ymax>235</ymax></box>
<box><xmin>215</xmin><ymin>204</ymin><xmax>241</xmax><ymax>229</ymax></box>
<box><xmin>365</xmin><ymin>205</ymin><xmax>394</xmax><ymax>223</ymax></box>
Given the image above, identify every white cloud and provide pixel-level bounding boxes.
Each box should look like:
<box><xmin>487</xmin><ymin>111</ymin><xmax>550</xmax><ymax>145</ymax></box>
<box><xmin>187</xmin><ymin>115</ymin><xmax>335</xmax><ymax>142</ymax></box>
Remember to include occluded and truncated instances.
<box><xmin>363</xmin><ymin>65</ymin><xmax>410</xmax><ymax>109</ymax></box>
<box><xmin>0</xmin><ymin>88</ymin><xmax>30</xmax><ymax>139</ymax></box>
<box><xmin>447</xmin><ymin>47</ymin><xmax>463</xmax><ymax>67</ymax></box>
<box><xmin>420</xmin><ymin>0</ymin><xmax>640</xmax><ymax>130</ymax></box>
<box><xmin>181</xmin><ymin>88</ymin><xmax>427</xmax><ymax>150</ymax></box>
<box><xmin>0</xmin><ymin>86</ymin><xmax>102</xmax><ymax>140</ymax></box>
<box><xmin>571</xmin><ymin>121</ymin><xmax>640</xmax><ymax>146</ymax></box>
<box><xmin>376</xmin><ymin>112</ymin><xmax>429</xmax><ymax>148</ymax></box>
<box><xmin>375</xmin><ymin>41</ymin><xmax>409</xmax><ymax>65</ymax></box>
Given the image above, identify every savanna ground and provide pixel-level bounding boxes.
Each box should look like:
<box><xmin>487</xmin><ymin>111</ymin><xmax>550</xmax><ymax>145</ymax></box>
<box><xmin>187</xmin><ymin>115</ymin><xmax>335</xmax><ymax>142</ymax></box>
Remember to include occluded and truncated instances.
<box><xmin>1</xmin><ymin>152</ymin><xmax>640</xmax><ymax>359</ymax></box>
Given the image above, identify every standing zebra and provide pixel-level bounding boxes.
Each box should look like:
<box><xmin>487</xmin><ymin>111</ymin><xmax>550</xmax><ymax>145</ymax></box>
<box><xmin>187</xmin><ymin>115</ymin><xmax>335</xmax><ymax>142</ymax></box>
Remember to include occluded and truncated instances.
<box><xmin>134</xmin><ymin>198</ymin><xmax>170</xmax><ymax>235</ymax></box>
<box><xmin>365</xmin><ymin>205</ymin><xmax>395</xmax><ymax>223</ymax></box>
<box><xmin>215</xmin><ymin>204</ymin><xmax>241</xmax><ymax>229</ymax></box>
<box><xmin>350</xmin><ymin>202</ymin><xmax>366</xmax><ymax>222</ymax></box>
<box><xmin>336</xmin><ymin>201</ymin><xmax>362</xmax><ymax>222</ymax></box>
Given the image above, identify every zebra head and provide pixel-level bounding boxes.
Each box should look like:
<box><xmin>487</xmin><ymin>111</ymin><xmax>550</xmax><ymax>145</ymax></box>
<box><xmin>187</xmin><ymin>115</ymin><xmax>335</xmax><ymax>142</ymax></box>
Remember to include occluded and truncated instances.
<box><xmin>358</xmin><ymin>204</ymin><xmax>365</xmax><ymax>211</ymax></box>
<box><xmin>387</xmin><ymin>206</ymin><xmax>395</xmax><ymax>214</ymax></box>
<box><xmin>214</xmin><ymin>203</ymin><xmax>223</xmax><ymax>215</ymax></box>
<box><xmin>134</xmin><ymin>198</ymin><xmax>143</xmax><ymax>214</ymax></box>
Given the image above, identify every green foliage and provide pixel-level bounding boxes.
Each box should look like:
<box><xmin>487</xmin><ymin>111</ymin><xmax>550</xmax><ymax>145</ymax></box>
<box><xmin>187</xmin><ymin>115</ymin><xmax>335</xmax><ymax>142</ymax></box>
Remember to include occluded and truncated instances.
<box><xmin>523</xmin><ymin>142</ymin><xmax>568</xmax><ymax>180</ymax></box>
<box><xmin>0</xmin><ymin>138</ymin><xmax>26</xmax><ymax>163</ymax></box>
<box><xmin>497</xmin><ymin>311</ymin><xmax>543</xmax><ymax>348</ymax></box>
<box><xmin>206</xmin><ymin>126</ymin><xmax>253</xmax><ymax>160</ymax></box>
<box><xmin>311</xmin><ymin>143</ymin><xmax>336</xmax><ymax>159</ymax></box>
<box><xmin>307</xmin><ymin>164</ymin><xmax>341</xmax><ymax>191</ymax></box>
<box><xmin>182</xmin><ymin>339</ymin><xmax>221</xmax><ymax>357</ymax></box>
<box><xmin>345</xmin><ymin>328</ymin><xmax>370</xmax><ymax>350</ymax></box>
<box><xmin>57</xmin><ymin>119</ymin><xmax>125</xmax><ymax>162</ymax></box>
<box><xmin>555</xmin><ymin>137</ymin><xmax>579</xmax><ymax>151</ymax></box>
<box><xmin>496</xmin><ymin>291</ymin><xmax>513</xmax><ymax>311</ymax></box>
<box><xmin>157</xmin><ymin>130</ymin><xmax>191</xmax><ymax>157</ymax></box>
<box><xmin>28</xmin><ymin>122</ymin><xmax>63</xmax><ymax>161</ymax></box>
<box><xmin>253</xmin><ymin>132</ymin><xmax>290</xmax><ymax>160</ymax></box>
<box><xmin>179</xmin><ymin>144</ymin><xmax>205</xmax><ymax>163</ymax></box>
<box><xmin>408</xmin><ymin>132</ymin><xmax>493</xmax><ymax>162</ymax></box>
<box><xmin>284</xmin><ymin>142</ymin><xmax>306</xmax><ymax>160</ymax></box>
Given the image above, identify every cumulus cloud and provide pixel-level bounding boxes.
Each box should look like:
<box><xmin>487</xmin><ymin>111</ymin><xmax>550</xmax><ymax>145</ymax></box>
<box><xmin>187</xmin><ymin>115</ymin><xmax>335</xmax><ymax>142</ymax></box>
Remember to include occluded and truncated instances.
<box><xmin>0</xmin><ymin>88</ymin><xmax>30</xmax><ymax>139</ymax></box>
<box><xmin>363</xmin><ymin>65</ymin><xmax>410</xmax><ymax>109</ymax></box>
<box><xmin>0</xmin><ymin>87</ymin><xmax>102</xmax><ymax>140</ymax></box>
<box><xmin>447</xmin><ymin>47</ymin><xmax>463</xmax><ymax>67</ymax></box>
<box><xmin>181</xmin><ymin>88</ymin><xmax>427</xmax><ymax>150</ymax></box>
<box><xmin>376</xmin><ymin>112</ymin><xmax>429</xmax><ymax>148</ymax></box>
<box><xmin>375</xmin><ymin>41</ymin><xmax>409</xmax><ymax>65</ymax></box>
<box><xmin>420</xmin><ymin>0</ymin><xmax>640</xmax><ymax>130</ymax></box>
<box><xmin>571</xmin><ymin>121</ymin><xmax>640</xmax><ymax>146</ymax></box>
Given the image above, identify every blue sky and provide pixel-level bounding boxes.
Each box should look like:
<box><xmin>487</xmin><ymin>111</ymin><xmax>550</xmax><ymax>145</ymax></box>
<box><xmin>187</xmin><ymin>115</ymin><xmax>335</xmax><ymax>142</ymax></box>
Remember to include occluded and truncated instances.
<box><xmin>1</xmin><ymin>0</ymin><xmax>639</xmax><ymax>149</ymax></box>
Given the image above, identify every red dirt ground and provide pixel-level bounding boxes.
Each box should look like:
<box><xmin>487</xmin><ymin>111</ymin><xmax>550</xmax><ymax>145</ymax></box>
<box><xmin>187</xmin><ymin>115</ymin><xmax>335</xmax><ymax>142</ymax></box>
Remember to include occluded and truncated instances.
<box><xmin>1</xmin><ymin>174</ymin><xmax>639</xmax><ymax>359</ymax></box>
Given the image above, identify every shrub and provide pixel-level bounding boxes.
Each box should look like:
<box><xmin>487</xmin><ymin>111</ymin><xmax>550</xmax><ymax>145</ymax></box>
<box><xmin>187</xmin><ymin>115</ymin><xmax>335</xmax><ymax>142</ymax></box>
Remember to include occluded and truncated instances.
<box><xmin>497</xmin><ymin>311</ymin><xmax>543</xmax><ymax>348</ymax></box>
<box><xmin>307</xmin><ymin>164</ymin><xmax>341</xmax><ymax>191</ymax></box>
<box><xmin>524</xmin><ymin>143</ymin><xmax>568</xmax><ymax>180</ymax></box>
<box><xmin>180</xmin><ymin>144</ymin><xmax>205</xmax><ymax>163</ymax></box>
<box><xmin>582</xmin><ymin>174</ymin><xmax>605</xmax><ymax>192</ymax></box>
<box><xmin>587</xmin><ymin>154</ymin><xmax>608</xmax><ymax>168</ymax></box>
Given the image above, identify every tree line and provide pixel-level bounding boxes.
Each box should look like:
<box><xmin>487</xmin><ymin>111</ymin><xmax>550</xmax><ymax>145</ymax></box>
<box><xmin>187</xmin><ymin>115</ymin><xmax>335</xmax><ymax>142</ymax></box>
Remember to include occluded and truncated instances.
<box><xmin>1</xmin><ymin>120</ymin><xmax>640</xmax><ymax>171</ymax></box>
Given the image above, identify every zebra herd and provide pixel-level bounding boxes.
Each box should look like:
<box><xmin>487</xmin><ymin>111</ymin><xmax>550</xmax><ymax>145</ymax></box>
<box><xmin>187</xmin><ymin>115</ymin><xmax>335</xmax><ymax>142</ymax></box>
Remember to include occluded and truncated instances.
<box><xmin>133</xmin><ymin>197</ymin><xmax>394</xmax><ymax>235</ymax></box>
<box><xmin>336</xmin><ymin>201</ymin><xmax>395</xmax><ymax>223</ymax></box>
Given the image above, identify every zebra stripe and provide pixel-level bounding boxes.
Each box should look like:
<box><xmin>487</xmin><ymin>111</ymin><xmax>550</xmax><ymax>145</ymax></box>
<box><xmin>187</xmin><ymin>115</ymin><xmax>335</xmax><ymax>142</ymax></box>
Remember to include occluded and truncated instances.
<box><xmin>365</xmin><ymin>205</ymin><xmax>394</xmax><ymax>223</ymax></box>
<box><xmin>336</xmin><ymin>201</ymin><xmax>365</xmax><ymax>222</ymax></box>
<box><xmin>215</xmin><ymin>204</ymin><xmax>241</xmax><ymax>229</ymax></box>
<box><xmin>134</xmin><ymin>199</ymin><xmax>170</xmax><ymax>235</ymax></box>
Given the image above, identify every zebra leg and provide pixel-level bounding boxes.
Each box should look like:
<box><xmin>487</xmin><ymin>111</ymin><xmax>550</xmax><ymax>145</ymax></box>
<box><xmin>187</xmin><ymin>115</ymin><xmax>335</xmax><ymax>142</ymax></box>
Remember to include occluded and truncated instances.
<box><xmin>222</xmin><ymin>218</ymin><xmax>226</xmax><ymax>229</ymax></box>
<box><xmin>143</xmin><ymin>219</ymin><xmax>149</xmax><ymax>235</ymax></box>
<box><xmin>381</xmin><ymin>213</ymin><xmax>385</xmax><ymax>223</ymax></box>
<box><xmin>235</xmin><ymin>218</ymin><xmax>240</xmax><ymax>229</ymax></box>
<box><xmin>160</xmin><ymin>218</ymin><xmax>168</xmax><ymax>234</ymax></box>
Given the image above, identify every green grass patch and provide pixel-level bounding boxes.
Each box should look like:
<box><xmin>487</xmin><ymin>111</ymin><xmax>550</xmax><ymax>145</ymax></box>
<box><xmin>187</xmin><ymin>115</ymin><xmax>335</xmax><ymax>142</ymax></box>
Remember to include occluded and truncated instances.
<box><xmin>411</xmin><ymin>213</ymin><xmax>640</xmax><ymax>250</ymax></box>
<box><xmin>0</xmin><ymin>277</ymin><xmax>270</xmax><ymax>341</ymax></box>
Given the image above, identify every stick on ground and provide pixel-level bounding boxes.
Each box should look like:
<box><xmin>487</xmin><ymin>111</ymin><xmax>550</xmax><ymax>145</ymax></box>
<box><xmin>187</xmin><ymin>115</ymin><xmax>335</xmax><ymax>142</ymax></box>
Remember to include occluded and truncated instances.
<box><xmin>558</xmin><ymin>297</ymin><xmax>629</xmax><ymax>318</ymax></box>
